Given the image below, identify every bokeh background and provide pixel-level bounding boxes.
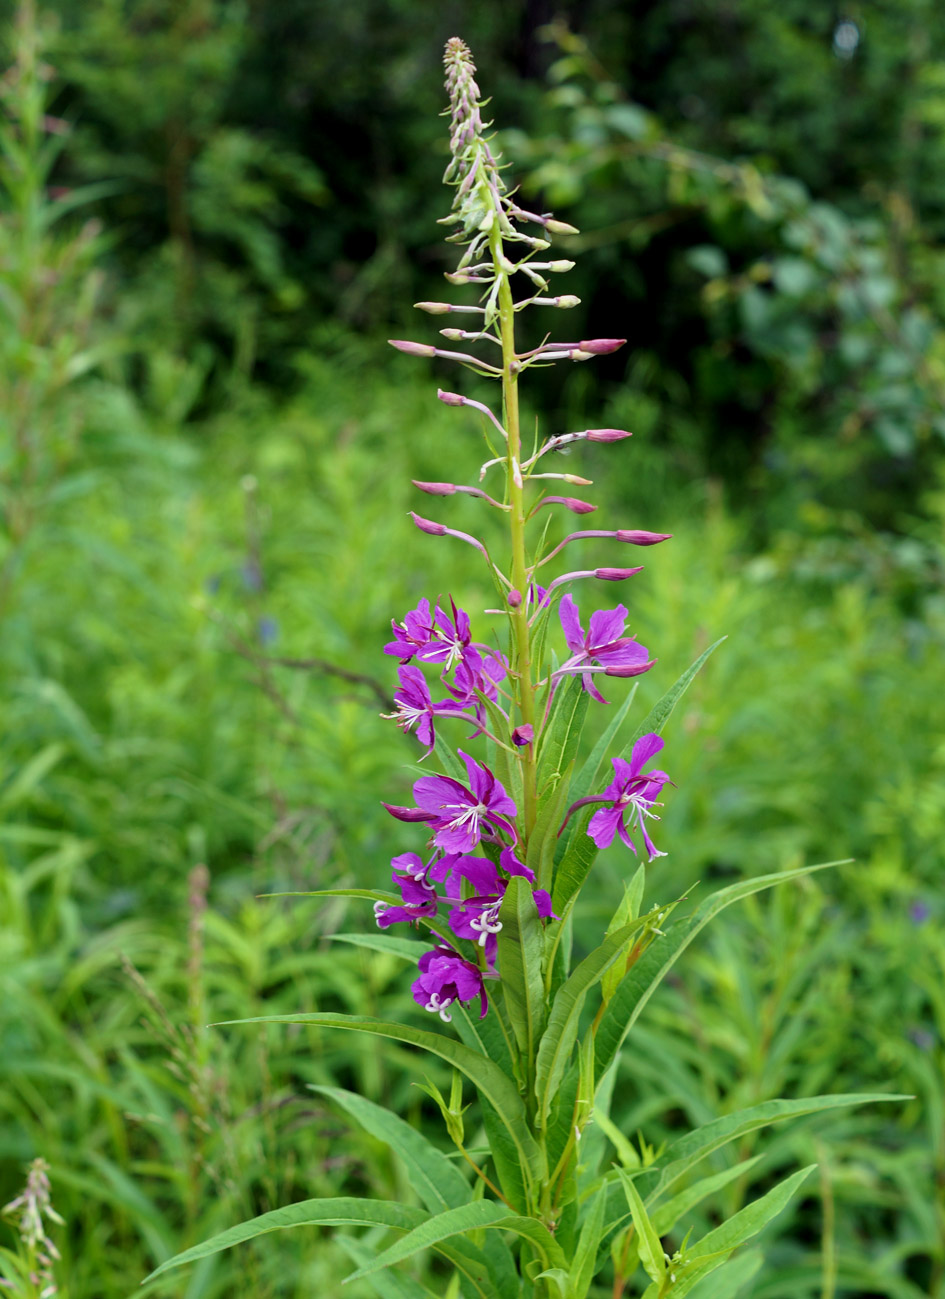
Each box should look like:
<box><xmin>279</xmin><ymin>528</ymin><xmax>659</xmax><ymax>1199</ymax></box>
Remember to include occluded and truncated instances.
<box><xmin>1</xmin><ymin>1</ymin><xmax>943</xmax><ymax>1296</ymax></box>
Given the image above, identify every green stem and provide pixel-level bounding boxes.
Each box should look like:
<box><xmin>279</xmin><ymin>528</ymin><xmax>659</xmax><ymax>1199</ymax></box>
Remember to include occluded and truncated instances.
<box><xmin>491</xmin><ymin>227</ymin><xmax>538</xmax><ymax>845</ymax></box>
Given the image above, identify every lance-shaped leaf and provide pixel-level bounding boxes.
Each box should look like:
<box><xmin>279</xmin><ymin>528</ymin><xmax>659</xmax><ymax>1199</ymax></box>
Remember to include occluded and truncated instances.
<box><xmin>309</xmin><ymin>1085</ymin><xmax>469</xmax><ymax>1213</ymax></box>
<box><xmin>627</xmin><ymin>636</ymin><xmax>726</xmax><ymax>748</ymax></box>
<box><xmin>652</xmin><ymin>1155</ymin><xmax>765</xmax><ymax>1235</ymax></box>
<box><xmin>328</xmin><ymin>932</ymin><xmax>423</xmax><ymax>961</ymax></box>
<box><xmin>646</xmin><ymin>1092</ymin><xmax>910</xmax><ymax>1205</ymax></box>
<box><xmin>142</xmin><ymin>1197</ymin><xmax>503</xmax><ymax>1297</ymax></box>
<box><xmin>684</xmin><ymin>1247</ymin><xmax>763</xmax><ymax>1299</ymax></box>
<box><xmin>618</xmin><ymin>1171</ymin><xmax>666</xmax><ymax>1286</ymax></box>
<box><xmin>535</xmin><ymin>919</ymin><xmax>647</xmax><ymax>1126</ymax></box>
<box><xmin>566</xmin><ymin>683</ymin><xmax>639</xmax><ymax>808</ymax></box>
<box><xmin>343</xmin><ymin>1201</ymin><xmax>568</xmax><ymax>1284</ymax></box>
<box><xmin>537</xmin><ymin>675</ymin><xmax>589</xmax><ymax>786</ymax></box>
<box><xmin>496</xmin><ymin>875</ymin><xmax>546</xmax><ymax>1061</ymax></box>
<box><xmin>336</xmin><ymin>1236</ymin><xmax>442</xmax><ymax>1299</ymax></box>
<box><xmin>528</xmin><ymin>759</ymin><xmax>575</xmax><ymax>893</ymax></box>
<box><xmin>594</xmin><ymin>862</ymin><xmax>848</xmax><ymax>1079</ymax></box>
<box><xmin>567</xmin><ymin>1182</ymin><xmax>607</xmax><ymax>1299</ymax></box>
<box><xmin>219</xmin><ymin>1013</ymin><xmax>546</xmax><ymax>1191</ymax></box>
<box><xmin>660</xmin><ymin>1165</ymin><xmax>816</xmax><ymax>1297</ymax></box>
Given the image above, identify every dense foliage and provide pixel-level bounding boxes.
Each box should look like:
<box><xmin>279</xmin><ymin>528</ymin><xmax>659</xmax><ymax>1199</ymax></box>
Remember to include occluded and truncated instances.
<box><xmin>1</xmin><ymin>3</ymin><xmax>943</xmax><ymax>1297</ymax></box>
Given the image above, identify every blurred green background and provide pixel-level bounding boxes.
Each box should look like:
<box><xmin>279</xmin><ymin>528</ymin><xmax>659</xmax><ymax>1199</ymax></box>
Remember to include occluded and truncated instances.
<box><xmin>0</xmin><ymin>1</ymin><xmax>942</xmax><ymax>1296</ymax></box>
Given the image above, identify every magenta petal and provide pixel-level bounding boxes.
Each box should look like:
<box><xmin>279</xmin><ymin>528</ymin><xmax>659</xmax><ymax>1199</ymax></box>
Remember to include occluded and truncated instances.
<box><xmin>413</xmin><ymin>773</ymin><xmax>469</xmax><ymax>813</ymax></box>
<box><xmin>533</xmin><ymin>888</ymin><xmax>557</xmax><ymax>919</ymax></box>
<box><xmin>558</xmin><ymin>594</ymin><xmax>585</xmax><ymax>654</ymax></box>
<box><xmin>454</xmin><ymin>855</ymin><xmax>502</xmax><ymax>895</ymax></box>
<box><xmin>588</xmin><ymin>806</ymin><xmax>621</xmax><ymax>849</ymax></box>
<box><xmin>597</xmin><ymin>640</ymin><xmax>651</xmax><ymax>671</ymax></box>
<box><xmin>587</xmin><ymin>604</ymin><xmax>628</xmax><ymax>649</ymax></box>
<box><xmin>500</xmin><ymin>845</ymin><xmax>535</xmax><ymax>882</ymax></box>
<box><xmin>629</xmin><ymin>732</ymin><xmax>664</xmax><ymax>775</ymax></box>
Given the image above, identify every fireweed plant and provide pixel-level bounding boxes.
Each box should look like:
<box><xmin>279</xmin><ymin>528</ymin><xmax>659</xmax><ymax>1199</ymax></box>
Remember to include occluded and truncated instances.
<box><xmin>148</xmin><ymin>40</ymin><xmax>902</xmax><ymax>1299</ymax></box>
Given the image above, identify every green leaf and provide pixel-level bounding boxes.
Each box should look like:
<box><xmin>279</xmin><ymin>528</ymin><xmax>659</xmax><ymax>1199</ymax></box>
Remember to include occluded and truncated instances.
<box><xmin>537</xmin><ymin>675</ymin><xmax>589</xmax><ymax>787</ymax></box>
<box><xmin>535</xmin><ymin>920</ymin><xmax>646</xmax><ymax>1126</ymax></box>
<box><xmin>143</xmin><ymin>1197</ymin><xmax>499</xmax><ymax>1296</ymax></box>
<box><xmin>527</xmin><ymin>758</ymin><xmax>575</xmax><ymax>893</ymax></box>
<box><xmin>648</xmin><ymin>1092</ymin><xmax>910</xmax><ymax>1205</ymax></box>
<box><xmin>335</xmin><ymin>1236</ymin><xmax>440</xmax><ymax>1299</ymax></box>
<box><xmin>551</xmin><ymin>805</ymin><xmax>599</xmax><ymax>913</ymax></box>
<box><xmin>594</xmin><ymin>861</ymin><xmax>848</xmax><ymax>1079</ymax></box>
<box><xmin>601</xmin><ymin>864</ymin><xmax>646</xmax><ymax>1003</ymax></box>
<box><xmin>684</xmin><ymin>1247</ymin><xmax>763</xmax><ymax>1299</ymax></box>
<box><xmin>618</xmin><ymin>1170</ymin><xmax>666</xmax><ymax>1285</ymax></box>
<box><xmin>496</xmin><ymin>875</ymin><xmax>547</xmax><ymax>1061</ymax></box>
<box><xmin>627</xmin><ymin>636</ymin><xmax>726</xmax><ymax>748</ymax></box>
<box><xmin>652</xmin><ymin>1156</ymin><xmax>765</xmax><ymax>1235</ymax></box>
<box><xmin>328</xmin><ymin>933</ymin><xmax>422</xmax><ymax>961</ymax></box>
<box><xmin>568</xmin><ymin>1182</ymin><xmax>607</xmax><ymax>1299</ymax></box>
<box><xmin>667</xmin><ymin>1165</ymin><xmax>816</xmax><ymax>1296</ymax></box>
<box><xmin>220</xmin><ymin>1013</ymin><xmax>546</xmax><ymax>1192</ymax></box>
<box><xmin>309</xmin><ymin>1085</ymin><xmax>469</xmax><ymax>1213</ymax></box>
<box><xmin>344</xmin><ymin>1201</ymin><xmax>568</xmax><ymax>1284</ymax></box>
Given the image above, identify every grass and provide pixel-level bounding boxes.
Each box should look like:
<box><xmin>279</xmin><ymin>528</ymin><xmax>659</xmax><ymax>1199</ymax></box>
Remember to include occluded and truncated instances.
<box><xmin>0</xmin><ymin>337</ymin><xmax>942</xmax><ymax>1296</ymax></box>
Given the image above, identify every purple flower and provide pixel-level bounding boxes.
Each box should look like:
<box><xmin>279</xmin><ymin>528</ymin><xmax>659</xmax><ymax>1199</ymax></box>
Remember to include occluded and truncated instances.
<box><xmin>587</xmin><ymin>733</ymin><xmax>671</xmax><ymax>858</ymax></box>
<box><xmin>412</xmin><ymin>750</ymin><xmax>517</xmax><ymax>852</ymax></box>
<box><xmin>910</xmin><ymin>900</ymin><xmax>931</xmax><ymax>925</ymax></box>
<box><xmin>385</xmin><ymin>598</ymin><xmax>437</xmax><ymax>660</ymax></box>
<box><xmin>383</xmin><ymin>664</ymin><xmax>465</xmax><ymax>754</ymax></box>
<box><xmin>557</xmin><ymin>594</ymin><xmax>653</xmax><ymax>703</ymax></box>
<box><xmin>417</xmin><ymin>598</ymin><xmax>482</xmax><ymax>674</ymax></box>
<box><xmin>444</xmin><ymin>855</ymin><xmax>556</xmax><ymax>963</ymax></box>
<box><xmin>412</xmin><ymin>944</ymin><xmax>488</xmax><ymax>1021</ymax></box>
<box><xmin>374</xmin><ymin>851</ymin><xmax>440</xmax><ymax>928</ymax></box>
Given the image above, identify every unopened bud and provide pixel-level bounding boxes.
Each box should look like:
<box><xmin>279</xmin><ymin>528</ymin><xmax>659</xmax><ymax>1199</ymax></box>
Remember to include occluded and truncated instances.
<box><xmin>389</xmin><ymin>339</ymin><xmax>436</xmax><ymax>357</ymax></box>
<box><xmin>511</xmin><ymin>724</ymin><xmax>534</xmax><ymax>747</ymax></box>
<box><xmin>507</xmin><ymin>589</ymin><xmax>522</xmax><ymax>608</ymax></box>
<box><xmin>410</xmin><ymin>513</ymin><xmax>447</xmax><ymax>536</ymax></box>
<box><xmin>437</xmin><ymin>389</ymin><xmax>466</xmax><ymax>407</ymax></box>
<box><xmin>605</xmin><ymin>661</ymin><xmax>655</xmax><ymax>678</ymax></box>
<box><xmin>412</xmin><ymin>481</ymin><xmax>457</xmax><ymax>496</ymax></box>
<box><xmin>545</xmin><ymin>219</ymin><xmax>580</xmax><ymax>235</ymax></box>
<box><xmin>445</xmin><ymin>271</ymin><xmax>477</xmax><ymax>284</ymax></box>
<box><xmin>569</xmin><ymin>350</ymin><xmax>595</xmax><ymax>362</ymax></box>
<box><xmin>533</xmin><ymin>496</ymin><xmax>597</xmax><ymax>515</ymax></box>
<box><xmin>414</xmin><ymin>302</ymin><xmax>452</xmax><ymax>314</ymax></box>
<box><xmin>555</xmin><ymin>295</ymin><xmax>581</xmax><ymax>309</ymax></box>
<box><xmin>439</xmin><ymin>328</ymin><xmax>466</xmax><ymax>340</ymax></box>
<box><xmin>579</xmin><ymin>339</ymin><xmax>627</xmax><ymax>354</ymax></box>
<box><xmin>595</xmin><ymin>567</ymin><xmax>644</xmax><ymax>580</ymax></box>
<box><xmin>615</xmin><ymin>530</ymin><xmax>673</xmax><ymax>546</ymax></box>
<box><xmin>586</xmin><ymin>428</ymin><xmax>632</xmax><ymax>442</ymax></box>
<box><xmin>549</xmin><ymin>260</ymin><xmax>576</xmax><ymax>272</ymax></box>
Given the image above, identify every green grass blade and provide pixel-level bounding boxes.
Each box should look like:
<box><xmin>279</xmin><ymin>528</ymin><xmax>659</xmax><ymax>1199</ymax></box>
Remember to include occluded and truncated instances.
<box><xmin>594</xmin><ymin>861</ymin><xmax>849</xmax><ymax>1079</ymax></box>
<box><xmin>219</xmin><ymin>1013</ymin><xmax>547</xmax><ymax>1190</ymax></box>
<box><xmin>309</xmin><ymin>1085</ymin><xmax>470</xmax><ymax>1212</ymax></box>
<box><xmin>496</xmin><ymin>875</ymin><xmax>546</xmax><ymax>1060</ymax></box>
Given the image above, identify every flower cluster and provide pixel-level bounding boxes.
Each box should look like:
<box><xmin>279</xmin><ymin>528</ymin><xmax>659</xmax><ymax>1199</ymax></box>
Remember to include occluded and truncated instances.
<box><xmin>377</xmin><ymin>38</ymin><xmax>674</xmax><ymax>1024</ymax></box>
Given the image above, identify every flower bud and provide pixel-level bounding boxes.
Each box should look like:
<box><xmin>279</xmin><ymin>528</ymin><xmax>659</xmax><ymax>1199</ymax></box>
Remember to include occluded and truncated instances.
<box><xmin>507</xmin><ymin>589</ymin><xmax>522</xmax><ymax>608</ymax></box>
<box><xmin>545</xmin><ymin>219</ymin><xmax>580</xmax><ymax>235</ymax></box>
<box><xmin>413</xmin><ymin>302</ymin><xmax>452</xmax><ymax>314</ymax></box>
<box><xmin>439</xmin><ymin>328</ymin><xmax>466</xmax><ymax>340</ymax></box>
<box><xmin>615</xmin><ymin>530</ymin><xmax>673</xmax><ymax>546</ymax></box>
<box><xmin>410</xmin><ymin>513</ymin><xmax>447</xmax><ymax>536</ymax></box>
<box><xmin>586</xmin><ymin>428</ymin><xmax>632</xmax><ymax>442</ymax></box>
<box><xmin>511</xmin><ymin>724</ymin><xmax>534</xmax><ymax>746</ymax></box>
<box><xmin>389</xmin><ymin>339</ymin><xmax>436</xmax><ymax>357</ymax></box>
<box><xmin>605</xmin><ymin>661</ymin><xmax>656</xmax><ymax>678</ymax></box>
<box><xmin>437</xmin><ymin>389</ymin><xmax>466</xmax><ymax>407</ymax></box>
<box><xmin>555</xmin><ymin>295</ymin><xmax>581</xmax><ymax>309</ymax></box>
<box><xmin>549</xmin><ymin>260</ymin><xmax>576</xmax><ymax>272</ymax></box>
<box><xmin>579</xmin><ymin>339</ymin><xmax>627</xmax><ymax>354</ymax></box>
<box><xmin>595</xmin><ymin>566</ymin><xmax>644</xmax><ymax>580</ymax></box>
<box><xmin>532</xmin><ymin>496</ymin><xmax>597</xmax><ymax>515</ymax></box>
<box><xmin>412</xmin><ymin>481</ymin><xmax>457</xmax><ymax>496</ymax></box>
